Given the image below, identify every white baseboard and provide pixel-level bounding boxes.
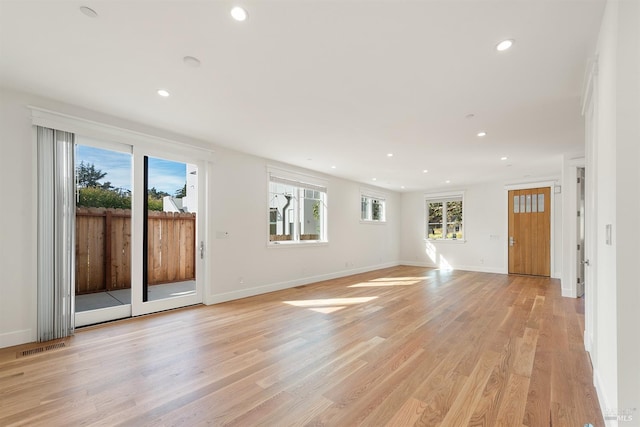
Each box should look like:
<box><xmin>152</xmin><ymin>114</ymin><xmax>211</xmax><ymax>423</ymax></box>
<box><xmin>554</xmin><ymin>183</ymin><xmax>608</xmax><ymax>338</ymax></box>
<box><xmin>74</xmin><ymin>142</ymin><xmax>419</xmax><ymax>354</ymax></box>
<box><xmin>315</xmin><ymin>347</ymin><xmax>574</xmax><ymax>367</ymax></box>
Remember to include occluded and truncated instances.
<box><xmin>0</xmin><ymin>328</ymin><xmax>34</xmax><ymax>349</ymax></box>
<box><xmin>584</xmin><ymin>330</ymin><xmax>593</xmax><ymax>353</ymax></box>
<box><xmin>398</xmin><ymin>260</ymin><xmax>436</xmax><ymax>268</ymax></box>
<box><xmin>206</xmin><ymin>261</ymin><xmax>399</xmax><ymax>305</ymax></box>
<box><xmin>594</xmin><ymin>368</ymin><xmax>616</xmax><ymax>427</ymax></box>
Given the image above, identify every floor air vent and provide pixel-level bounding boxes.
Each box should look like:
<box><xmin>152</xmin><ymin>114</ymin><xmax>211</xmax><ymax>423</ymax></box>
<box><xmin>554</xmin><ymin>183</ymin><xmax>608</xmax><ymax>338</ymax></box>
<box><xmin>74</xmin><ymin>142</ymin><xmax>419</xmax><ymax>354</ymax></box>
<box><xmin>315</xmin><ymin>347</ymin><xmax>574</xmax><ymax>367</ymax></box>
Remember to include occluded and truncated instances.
<box><xmin>18</xmin><ymin>342</ymin><xmax>66</xmax><ymax>358</ymax></box>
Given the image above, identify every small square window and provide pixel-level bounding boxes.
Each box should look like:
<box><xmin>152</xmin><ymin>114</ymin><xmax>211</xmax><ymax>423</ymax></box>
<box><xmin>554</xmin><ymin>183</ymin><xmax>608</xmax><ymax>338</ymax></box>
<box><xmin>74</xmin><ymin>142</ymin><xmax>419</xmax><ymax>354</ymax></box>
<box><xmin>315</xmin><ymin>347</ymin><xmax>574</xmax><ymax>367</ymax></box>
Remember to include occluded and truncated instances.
<box><xmin>361</xmin><ymin>194</ymin><xmax>386</xmax><ymax>222</ymax></box>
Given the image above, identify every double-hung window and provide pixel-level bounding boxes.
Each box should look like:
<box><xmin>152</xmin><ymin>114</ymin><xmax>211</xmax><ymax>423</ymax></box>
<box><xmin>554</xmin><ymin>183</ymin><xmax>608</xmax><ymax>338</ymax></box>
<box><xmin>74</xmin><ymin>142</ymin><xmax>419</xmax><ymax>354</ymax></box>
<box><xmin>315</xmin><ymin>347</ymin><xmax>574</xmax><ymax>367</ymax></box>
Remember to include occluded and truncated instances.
<box><xmin>361</xmin><ymin>192</ymin><xmax>386</xmax><ymax>222</ymax></box>
<box><xmin>426</xmin><ymin>192</ymin><xmax>464</xmax><ymax>240</ymax></box>
<box><xmin>268</xmin><ymin>169</ymin><xmax>327</xmax><ymax>244</ymax></box>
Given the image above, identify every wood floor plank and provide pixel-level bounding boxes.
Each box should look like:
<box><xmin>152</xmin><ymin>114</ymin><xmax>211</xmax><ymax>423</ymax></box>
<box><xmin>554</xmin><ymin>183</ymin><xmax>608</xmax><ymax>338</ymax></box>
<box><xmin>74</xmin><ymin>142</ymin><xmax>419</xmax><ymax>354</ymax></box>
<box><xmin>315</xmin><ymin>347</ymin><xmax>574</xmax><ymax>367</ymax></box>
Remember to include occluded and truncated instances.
<box><xmin>522</xmin><ymin>349</ymin><xmax>551</xmax><ymax>427</ymax></box>
<box><xmin>467</xmin><ymin>336</ymin><xmax>516</xmax><ymax>427</ymax></box>
<box><xmin>383</xmin><ymin>397</ymin><xmax>428</xmax><ymax>427</ymax></box>
<box><xmin>0</xmin><ymin>266</ymin><xmax>604</xmax><ymax>426</ymax></box>
<box><xmin>438</xmin><ymin>349</ymin><xmax>501</xmax><ymax>426</ymax></box>
<box><xmin>495</xmin><ymin>373</ymin><xmax>531</xmax><ymax>426</ymax></box>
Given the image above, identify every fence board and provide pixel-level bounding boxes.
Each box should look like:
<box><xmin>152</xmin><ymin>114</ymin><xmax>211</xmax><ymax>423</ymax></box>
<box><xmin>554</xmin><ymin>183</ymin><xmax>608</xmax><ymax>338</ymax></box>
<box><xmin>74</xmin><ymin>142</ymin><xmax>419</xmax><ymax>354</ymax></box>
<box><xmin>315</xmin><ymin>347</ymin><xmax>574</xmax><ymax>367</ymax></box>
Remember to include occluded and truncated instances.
<box><xmin>76</xmin><ymin>208</ymin><xmax>195</xmax><ymax>294</ymax></box>
<box><xmin>110</xmin><ymin>211</ymin><xmax>131</xmax><ymax>290</ymax></box>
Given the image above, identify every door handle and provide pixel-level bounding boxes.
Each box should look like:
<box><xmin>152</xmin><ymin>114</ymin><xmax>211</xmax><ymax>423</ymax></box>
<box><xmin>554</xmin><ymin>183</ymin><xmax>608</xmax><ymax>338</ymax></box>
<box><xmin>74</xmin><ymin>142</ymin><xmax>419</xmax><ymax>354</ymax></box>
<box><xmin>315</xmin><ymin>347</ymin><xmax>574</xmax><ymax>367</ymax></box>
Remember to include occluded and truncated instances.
<box><xmin>509</xmin><ymin>236</ymin><xmax>515</xmax><ymax>247</ymax></box>
<box><xmin>199</xmin><ymin>241</ymin><xmax>204</xmax><ymax>259</ymax></box>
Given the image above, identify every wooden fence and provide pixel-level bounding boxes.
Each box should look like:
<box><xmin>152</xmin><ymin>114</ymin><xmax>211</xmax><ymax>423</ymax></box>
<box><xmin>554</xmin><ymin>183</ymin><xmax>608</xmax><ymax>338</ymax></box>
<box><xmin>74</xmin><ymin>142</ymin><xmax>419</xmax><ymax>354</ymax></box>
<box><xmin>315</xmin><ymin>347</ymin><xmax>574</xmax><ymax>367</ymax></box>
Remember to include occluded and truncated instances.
<box><xmin>75</xmin><ymin>207</ymin><xmax>196</xmax><ymax>294</ymax></box>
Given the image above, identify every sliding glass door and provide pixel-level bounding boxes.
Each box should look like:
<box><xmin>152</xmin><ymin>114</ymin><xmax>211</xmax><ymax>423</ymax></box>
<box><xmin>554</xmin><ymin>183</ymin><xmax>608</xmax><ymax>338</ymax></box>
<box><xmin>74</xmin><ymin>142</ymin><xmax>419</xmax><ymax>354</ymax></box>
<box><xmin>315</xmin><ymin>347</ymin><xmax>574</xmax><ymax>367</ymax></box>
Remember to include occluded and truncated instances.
<box><xmin>131</xmin><ymin>151</ymin><xmax>204</xmax><ymax>316</ymax></box>
<box><xmin>142</xmin><ymin>156</ymin><xmax>199</xmax><ymax>305</ymax></box>
<box><xmin>74</xmin><ymin>140</ymin><xmax>133</xmax><ymax>327</ymax></box>
<box><xmin>74</xmin><ymin>138</ymin><xmax>204</xmax><ymax>326</ymax></box>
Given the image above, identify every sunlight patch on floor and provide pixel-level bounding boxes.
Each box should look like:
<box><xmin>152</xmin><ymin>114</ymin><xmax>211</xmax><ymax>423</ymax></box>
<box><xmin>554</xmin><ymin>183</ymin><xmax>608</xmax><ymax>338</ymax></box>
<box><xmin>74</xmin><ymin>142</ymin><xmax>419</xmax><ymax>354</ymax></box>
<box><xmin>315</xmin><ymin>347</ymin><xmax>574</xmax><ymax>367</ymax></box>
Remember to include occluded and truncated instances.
<box><xmin>284</xmin><ymin>296</ymin><xmax>378</xmax><ymax>313</ymax></box>
<box><xmin>309</xmin><ymin>306</ymin><xmax>346</xmax><ymax>314</ymax></box>
<box><xmin>348</xmin><ymin>276</ymin><xmax>429</xmax><ymax>288</ymax></box>
<box><xmin>349</xmin><ymin>280</ymin><xmax>421</xmax><ymax>287</ymax></box>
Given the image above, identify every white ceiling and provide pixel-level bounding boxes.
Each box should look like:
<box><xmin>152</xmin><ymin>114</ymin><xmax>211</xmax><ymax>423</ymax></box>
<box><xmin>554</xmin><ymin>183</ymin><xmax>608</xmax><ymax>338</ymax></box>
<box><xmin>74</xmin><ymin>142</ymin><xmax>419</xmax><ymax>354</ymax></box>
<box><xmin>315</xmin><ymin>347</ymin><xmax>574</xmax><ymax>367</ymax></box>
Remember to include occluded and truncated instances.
<box><xmin>0</xmin><ymin>0</ymin><xmax>605</xmax><ymax>192</ymax></box>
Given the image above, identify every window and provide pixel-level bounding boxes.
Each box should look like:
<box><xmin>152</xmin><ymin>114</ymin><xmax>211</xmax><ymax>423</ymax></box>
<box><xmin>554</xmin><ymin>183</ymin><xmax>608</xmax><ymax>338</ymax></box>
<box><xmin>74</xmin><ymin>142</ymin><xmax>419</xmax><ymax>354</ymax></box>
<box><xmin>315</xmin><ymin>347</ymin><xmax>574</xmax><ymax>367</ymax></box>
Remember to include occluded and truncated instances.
<box><xmin>268</xmin><ymin>170</ymin><xmax>327</xmax><ymax>244</ymax></box>
<box><xmin>361</xmin><ymin>194</ymin><xmax>386</xmax><ymax>222</ymax></box>
<box><xmin>426</xmin><ymin>193</ymin><xmax>463</xmax><ymax>240</ymax></box>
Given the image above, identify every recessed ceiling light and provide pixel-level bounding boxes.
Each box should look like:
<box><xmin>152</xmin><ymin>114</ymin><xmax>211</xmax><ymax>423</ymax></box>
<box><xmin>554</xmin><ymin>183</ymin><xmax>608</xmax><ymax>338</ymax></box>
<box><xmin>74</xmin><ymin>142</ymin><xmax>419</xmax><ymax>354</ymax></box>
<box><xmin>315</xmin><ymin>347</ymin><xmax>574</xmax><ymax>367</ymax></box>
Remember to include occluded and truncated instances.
<box><xmin>372</xmin><ymin>178</ymin><xmax>377</xmax><ymax>181</ymax></box>
<box><xmin>183</xmin><ymin>56</ymin><xmax>201</xmax><ymax>67</ymax></box>
<box><xmin>157</xmin><ymin>89</ymin><xmax>170</xmax><ymax>97</ymax></box>
<box><xmin>422</xmin><ymin>169</ymin><xmax>428</xmax><ymax>173</ymax></box>
<box><xmin>401</xmin><ymin>186</ymin><xmax>405</xmax><ymax>189</ymax></box>
<box><xmin>79</xmin><ymin>6</ymin><xmax>98</xmax><ymax>18</ymax></box>
<box><xmin>445</xmin><ymin>180</ymin><xmax>451</xmax><ymax>184</ymax></box>
<box><xmin>477</xmin><ymin>131</ymin><xmax>487</xmax><ymax>137</ymax></box>
<box><xmin>387</xmin><ymin>153</ymin><xmax>393</xmax><ymax>157</ymax></box>
<box><xmin>501</xmin><ymin>156</ymin><xmax>508</xmax><ymax>160</ymax></box>
<box><xmin>231</xmin><ymin>6</ymin><xmax>248</xmax><ymax>21</ymax></box>
<box><xmin>496</xmin><ymin>39</ymin><xmax>514</xmax><ymax>51</ymax></box>
<box><xmin>331</xmin><ymin>165</ymin><xmax>337</xmax><ymax>169</ymax></box>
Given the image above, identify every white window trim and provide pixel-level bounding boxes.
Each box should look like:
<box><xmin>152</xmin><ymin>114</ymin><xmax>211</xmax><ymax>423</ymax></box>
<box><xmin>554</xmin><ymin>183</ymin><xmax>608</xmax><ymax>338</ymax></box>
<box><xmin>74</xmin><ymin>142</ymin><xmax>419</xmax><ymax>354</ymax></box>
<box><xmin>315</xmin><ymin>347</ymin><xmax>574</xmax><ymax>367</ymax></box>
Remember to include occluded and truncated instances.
<box><xmin>360</xmin><ymin>187</ymin><xmax>387</xmax><ymax>224</ymax></box>
<box><xmin>424</xmin><ymin>190</ymin><xmax>466</xmax><ymax>243</ymax></box>
<box><xmin>30</xmin><ymin>106</ymin><xmax>214</xmax><ymax>160</ymax></box>
<box><xmin>267</xmin><ymin>166</ymin><xmax>328</xmax><ymax>246</ymax></box>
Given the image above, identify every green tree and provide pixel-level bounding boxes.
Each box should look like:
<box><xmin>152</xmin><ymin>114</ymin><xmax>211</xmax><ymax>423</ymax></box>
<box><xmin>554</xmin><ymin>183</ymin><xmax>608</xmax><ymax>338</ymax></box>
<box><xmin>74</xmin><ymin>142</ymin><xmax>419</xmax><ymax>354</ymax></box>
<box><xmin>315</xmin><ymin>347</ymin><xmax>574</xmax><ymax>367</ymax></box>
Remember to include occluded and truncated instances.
<box><xmin>147</xmin><ymin>198</ymin><xmax>163</xmax><ymax>211</ymax></box>
<box><xmin>77</xmin><ymin>161</ymin><xmax>108</xmax><ymax>188</ymax></box>
<box><xmin>78</xmin><ymin>187</ymin><xmax>131</xmax><ymax>209</ymax></box>
<box><xmin>175</xmin><ymin>184</ymin><xmax>187</xmax><ymax>198</ymax></box>
<box><xmin>148</xmin><ymin>187</ymin><xmax>170</xmax><ymax>199</ymax></box>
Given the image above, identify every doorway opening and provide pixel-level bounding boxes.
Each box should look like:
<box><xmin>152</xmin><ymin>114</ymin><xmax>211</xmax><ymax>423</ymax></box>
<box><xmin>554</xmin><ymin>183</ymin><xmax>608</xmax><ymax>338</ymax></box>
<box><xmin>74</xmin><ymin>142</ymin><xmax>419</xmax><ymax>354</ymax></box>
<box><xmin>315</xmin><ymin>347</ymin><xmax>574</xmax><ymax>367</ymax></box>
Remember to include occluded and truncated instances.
<box><xmin>577</xmin><ymin>168</ymin><xmax>586</xmax><ymax>297</ymax></box>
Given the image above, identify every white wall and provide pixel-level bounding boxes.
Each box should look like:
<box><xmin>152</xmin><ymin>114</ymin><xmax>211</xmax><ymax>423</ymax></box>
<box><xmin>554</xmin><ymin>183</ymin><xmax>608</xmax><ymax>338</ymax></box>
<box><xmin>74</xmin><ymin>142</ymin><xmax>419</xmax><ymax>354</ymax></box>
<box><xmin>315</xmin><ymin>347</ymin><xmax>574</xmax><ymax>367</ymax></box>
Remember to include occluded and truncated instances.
<box><xmin>207</xmin><ymin>148</ymin><xmax>401</xmax><ymax>303</ymax></box>
<box><xmin>614</xmin><ymin>0</ymin><xmax>640</xmax><ymax>415</ymax></box>
<box><xmin>400</xmin><ymin>183</ymin><xmax>506</xmax><ymax>273</ymax></box>
<box><xmin>399</xmin><ymin>181</ymin><xmax>562</xmax><ymax>276</ymax></box>
<box><xmin>0</xmin><ymin>87</ymin><xmax>400</xmax><ymax>348</ymax></box>
<box><xmin>587</xmin><ymin>0</ymin><xmax>640</xmax><ymax>420</ymax></box>
<box><xmin>0</xmin><ymin>89</ymin><xmax>38</xmax><ymax>348</ymax></box>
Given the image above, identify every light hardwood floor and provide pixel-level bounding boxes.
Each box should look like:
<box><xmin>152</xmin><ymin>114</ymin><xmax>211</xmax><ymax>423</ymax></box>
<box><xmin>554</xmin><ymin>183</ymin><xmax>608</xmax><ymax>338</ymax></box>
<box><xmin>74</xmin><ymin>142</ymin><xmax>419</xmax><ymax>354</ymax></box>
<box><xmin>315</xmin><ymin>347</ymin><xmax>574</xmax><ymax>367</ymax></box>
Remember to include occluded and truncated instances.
<box><xmin>0</xmin><ymin>266</ymin><xmax>604</xmax><ymax>426</ymax></box>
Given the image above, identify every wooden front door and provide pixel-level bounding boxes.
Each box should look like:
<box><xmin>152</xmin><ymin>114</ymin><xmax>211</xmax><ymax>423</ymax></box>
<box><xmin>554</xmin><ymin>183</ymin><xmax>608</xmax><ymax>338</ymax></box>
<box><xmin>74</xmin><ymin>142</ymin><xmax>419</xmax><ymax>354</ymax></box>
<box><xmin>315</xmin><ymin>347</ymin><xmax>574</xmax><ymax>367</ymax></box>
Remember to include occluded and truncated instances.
<box><xmin>508</xmin><ymin>187</ymin><xmax>551</xmax><ymax>276</ymax></box>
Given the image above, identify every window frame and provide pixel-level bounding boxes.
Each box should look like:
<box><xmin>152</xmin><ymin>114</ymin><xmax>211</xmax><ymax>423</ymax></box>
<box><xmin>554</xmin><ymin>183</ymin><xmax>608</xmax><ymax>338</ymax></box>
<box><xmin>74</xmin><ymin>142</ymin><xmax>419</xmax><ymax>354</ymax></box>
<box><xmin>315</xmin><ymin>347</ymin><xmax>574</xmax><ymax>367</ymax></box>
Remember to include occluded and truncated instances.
<box><xmin>360</xmin><ymin>190</ymin><xmax>387</xmax><ymax>223</ymax></box>
<box><xmin>425</xmin><ymin>191</ymin><xmax>465</xmax><ymax>242</ymax></box>
<box><xmin>267</xmin><ymin>167</ymin><xmax>328</xmax><ymax>246</ymax></box>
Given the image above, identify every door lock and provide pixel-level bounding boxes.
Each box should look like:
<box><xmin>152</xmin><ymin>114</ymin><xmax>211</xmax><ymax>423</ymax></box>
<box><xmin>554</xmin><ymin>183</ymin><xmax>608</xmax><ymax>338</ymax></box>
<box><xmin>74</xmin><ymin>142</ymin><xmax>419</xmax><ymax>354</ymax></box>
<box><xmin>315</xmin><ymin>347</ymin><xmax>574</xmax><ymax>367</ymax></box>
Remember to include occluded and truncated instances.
<box><xmin>199</xmin><ymin>241</ymin><xmax>205</xmax><ymax>259</ymax></box>
<box><xmin>509</xmin><ymin>236</ymin><xmax>515</xmax><ymax>247</ymax></box>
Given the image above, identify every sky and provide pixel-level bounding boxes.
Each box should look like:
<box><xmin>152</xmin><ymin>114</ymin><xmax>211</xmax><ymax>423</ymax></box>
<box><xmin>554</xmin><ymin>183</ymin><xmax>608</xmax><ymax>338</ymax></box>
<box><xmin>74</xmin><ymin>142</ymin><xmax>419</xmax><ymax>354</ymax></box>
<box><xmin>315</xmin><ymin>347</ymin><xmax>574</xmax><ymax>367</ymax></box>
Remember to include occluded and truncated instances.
<box><xmin>76</xmin><ymin>145</ymin><xmax>187</xmax><ymax>195</ymax></box>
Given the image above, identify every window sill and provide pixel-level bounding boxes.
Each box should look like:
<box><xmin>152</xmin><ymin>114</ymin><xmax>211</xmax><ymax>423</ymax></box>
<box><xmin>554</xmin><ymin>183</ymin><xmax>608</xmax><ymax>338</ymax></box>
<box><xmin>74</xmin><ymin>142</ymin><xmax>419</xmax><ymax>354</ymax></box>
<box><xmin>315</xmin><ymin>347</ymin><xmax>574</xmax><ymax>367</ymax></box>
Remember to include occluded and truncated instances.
<box><xmin>360</xmin><ymin>220</ymin><xmax>387</xmax><ymax>225</ymax></box>
<box><xmin>424</xmin><ymin>238</ymin><xmax>467</xmax><ymax>244</ymax></box>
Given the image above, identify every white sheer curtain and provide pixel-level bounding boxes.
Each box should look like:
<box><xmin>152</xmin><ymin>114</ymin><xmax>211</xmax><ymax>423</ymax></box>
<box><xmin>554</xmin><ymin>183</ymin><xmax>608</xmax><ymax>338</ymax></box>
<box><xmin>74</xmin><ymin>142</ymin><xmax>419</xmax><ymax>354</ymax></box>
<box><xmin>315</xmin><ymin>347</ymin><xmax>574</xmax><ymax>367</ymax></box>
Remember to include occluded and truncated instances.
<box><xmin>37</xmin><ymin>126</ymin><xmax>75</xmax><ymax>341</ymax></box>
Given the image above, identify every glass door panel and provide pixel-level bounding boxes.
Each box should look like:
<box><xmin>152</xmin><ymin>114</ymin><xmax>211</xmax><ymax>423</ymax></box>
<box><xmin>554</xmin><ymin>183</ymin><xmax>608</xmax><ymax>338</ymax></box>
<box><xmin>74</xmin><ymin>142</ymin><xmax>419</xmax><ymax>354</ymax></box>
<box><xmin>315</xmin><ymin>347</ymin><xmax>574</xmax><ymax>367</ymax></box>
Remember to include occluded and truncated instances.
<box><xmin>75</xmin><ymin>142</ymin><xmax>132</xmax><ymax>326</ymax></box>
<box><xmin>138</xmin><ymin>155</ymin><xmax>200</xmax><ymax>313</ymax></box>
